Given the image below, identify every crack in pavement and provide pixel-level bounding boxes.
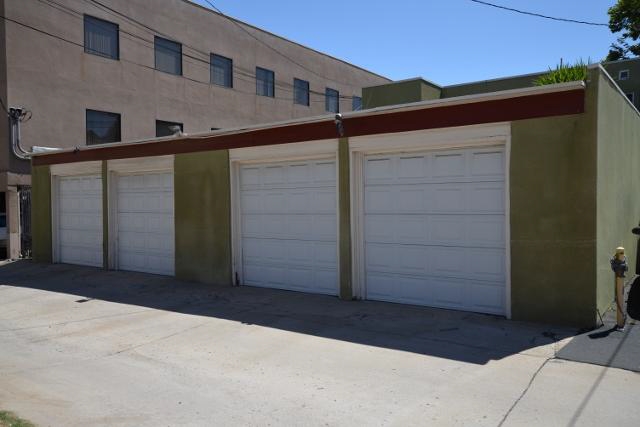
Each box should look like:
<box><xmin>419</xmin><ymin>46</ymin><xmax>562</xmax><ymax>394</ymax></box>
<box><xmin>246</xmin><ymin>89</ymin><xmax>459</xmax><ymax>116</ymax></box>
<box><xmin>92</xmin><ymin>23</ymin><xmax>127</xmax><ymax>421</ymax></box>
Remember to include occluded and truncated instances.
<box><xmin>497</xmin><ymin>357</ymin><xmax>552</xmax><ymax>427</ymax></box>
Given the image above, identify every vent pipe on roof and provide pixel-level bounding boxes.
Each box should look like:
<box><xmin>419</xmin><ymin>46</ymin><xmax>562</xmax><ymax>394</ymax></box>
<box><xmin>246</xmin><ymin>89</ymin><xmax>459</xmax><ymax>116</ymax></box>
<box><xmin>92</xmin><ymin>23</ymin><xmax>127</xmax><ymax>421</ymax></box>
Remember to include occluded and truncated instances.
<box><xmin>8</xmin><ymin>107</ymin><xmax>60</xmax><ymax>159</ymax></box>
<box><xmin>8</xmin><ymin>108</ymin><xmax>30</xmax><ymax>160</ymax></box>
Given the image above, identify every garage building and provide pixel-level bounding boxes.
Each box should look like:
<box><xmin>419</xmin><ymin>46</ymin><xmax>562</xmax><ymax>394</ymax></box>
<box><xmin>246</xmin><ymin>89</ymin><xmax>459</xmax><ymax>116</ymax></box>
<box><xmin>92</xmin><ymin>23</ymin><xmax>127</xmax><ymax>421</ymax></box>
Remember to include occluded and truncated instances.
<box><xmin>31</xmin><ymin>66</ymin><xmax>640</xmax><ymax>327</ymax></box>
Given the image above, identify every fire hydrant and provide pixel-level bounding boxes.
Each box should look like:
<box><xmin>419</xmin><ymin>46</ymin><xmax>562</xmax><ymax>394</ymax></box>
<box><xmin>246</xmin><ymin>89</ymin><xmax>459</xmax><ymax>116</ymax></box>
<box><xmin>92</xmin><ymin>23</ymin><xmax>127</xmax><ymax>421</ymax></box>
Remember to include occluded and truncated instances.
<box><xmin>610</xmin><ymin>247</ymin><xmax>628</xmax><ymax>330</ymax></box>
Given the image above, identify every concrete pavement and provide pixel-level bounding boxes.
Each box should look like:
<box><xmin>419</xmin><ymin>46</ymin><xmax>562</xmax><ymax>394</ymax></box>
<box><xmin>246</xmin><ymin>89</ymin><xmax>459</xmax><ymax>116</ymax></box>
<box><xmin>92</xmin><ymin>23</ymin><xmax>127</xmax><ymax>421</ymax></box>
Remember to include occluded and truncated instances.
<box><xmin>0</xmin><ymin>261</ymin><xmax>638</xmax><ymax>426</ymax></box>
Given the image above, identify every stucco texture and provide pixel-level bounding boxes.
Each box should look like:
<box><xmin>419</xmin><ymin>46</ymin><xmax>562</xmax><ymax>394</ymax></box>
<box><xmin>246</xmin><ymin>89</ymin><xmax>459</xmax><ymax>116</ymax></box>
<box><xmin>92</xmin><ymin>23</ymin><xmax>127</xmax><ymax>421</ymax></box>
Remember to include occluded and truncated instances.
<box><xmin>595</xmin><ymin>72</ymin><xmax>640</xmax><ymax>314</ymax></box>
<box><xmin>363</xmin><ymin>79</ymin><xmax>441</xmax><ymax>109</ymax></box>
<box><xmin>31</xmin><ymin>164</ymin><xmax>52</xmax><ymax>263</ymax></box>
<box><xmin>509</xmin><ymin>72</ymin><xmax>599</xmax><ymax>327</ymax></box>
<box><xmin>174</xmin><ymin>150</ymin><xmax>231</xmax><ymax>286</ymax></box>
<box><xmin>338</xmin><ymin>138</ymin><xmax>352</xmax><ymax>299</ymax></box>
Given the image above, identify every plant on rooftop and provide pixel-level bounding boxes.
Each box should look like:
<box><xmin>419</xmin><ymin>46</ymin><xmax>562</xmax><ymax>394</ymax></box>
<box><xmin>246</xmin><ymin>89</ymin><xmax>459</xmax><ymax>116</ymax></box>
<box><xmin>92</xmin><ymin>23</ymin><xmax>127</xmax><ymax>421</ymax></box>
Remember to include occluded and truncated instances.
<box><xmin>533</xmin><ymin>60</ymin><xmax>588</xmax><ymax>86</ymax></box>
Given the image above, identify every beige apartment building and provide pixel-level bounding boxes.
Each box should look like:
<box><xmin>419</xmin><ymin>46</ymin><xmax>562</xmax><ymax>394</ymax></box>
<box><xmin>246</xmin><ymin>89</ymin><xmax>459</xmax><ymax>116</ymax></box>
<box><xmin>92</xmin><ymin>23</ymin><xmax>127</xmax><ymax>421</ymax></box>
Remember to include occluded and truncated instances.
<box><xmin>0</xmin><ymin>0</ymin><xmax>389</xmax><ymax>258</ymax></box>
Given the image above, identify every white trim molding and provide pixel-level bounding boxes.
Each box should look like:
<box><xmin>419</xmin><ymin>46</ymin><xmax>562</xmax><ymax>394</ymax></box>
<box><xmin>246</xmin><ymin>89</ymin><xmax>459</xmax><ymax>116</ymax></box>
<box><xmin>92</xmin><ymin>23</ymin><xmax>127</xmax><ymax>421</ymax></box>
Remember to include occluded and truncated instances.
<box><xmin>229</xmin><ymin>139</ymin><xmax>338</xmax><ymax>163</ymax></box>
<box><xmin>349</xmin><ymin>123</ymin><xmax>512</xmax><ymax>318</ymax></box>
<box><xmin>107</xmin><ymin>155</ymin><xmax>174</xmax><ymax>174</ymax></box>
<box><xmin>50</xmin><ymin>161</ymin><xmax>102</xmax><ymax>177</ymax></box>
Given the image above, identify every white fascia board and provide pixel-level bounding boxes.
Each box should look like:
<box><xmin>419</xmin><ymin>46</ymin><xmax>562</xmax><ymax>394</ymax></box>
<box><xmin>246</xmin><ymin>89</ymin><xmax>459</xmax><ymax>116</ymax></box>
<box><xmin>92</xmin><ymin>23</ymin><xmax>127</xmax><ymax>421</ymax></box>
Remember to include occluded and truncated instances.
<box><xmin>50</xmin><ymin>161</ymin><xmax>102</xmax><ymax>176</ymax></box>
<box><xmin>229</xmin><ymin>139</ymin><xmax>338</xmax><ymax>162</ymax></box>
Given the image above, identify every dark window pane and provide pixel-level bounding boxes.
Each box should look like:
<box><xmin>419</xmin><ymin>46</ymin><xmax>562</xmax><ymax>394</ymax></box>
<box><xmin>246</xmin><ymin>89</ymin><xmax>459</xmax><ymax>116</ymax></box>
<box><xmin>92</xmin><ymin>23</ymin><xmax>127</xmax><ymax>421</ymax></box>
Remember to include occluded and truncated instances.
<box><xmin>352</xmin><ymin>96</ymin><xmax>362</xmax><ymax>111</ymax></box>
<box><xmin>86</xmin><ymin>110</ymin><xmax>121</xmax><ymax>145</ymax></box>
<box><xmin>84</xmin><ymin>15</ymin><xmax>119</xmax><ymax>60</ymax></box>
<box><xmin>294</xmin><ymin>78</ymin><xmax>309</xmax><ymax>106</ymax></box>
<box><xmin>156</xmin><ymin>120</ymin><xmax>183</xmax><ymax>137</ymax></box>
<box><xmin>211</xmin><ymin>54</ymin><xmax>233</xmax><ymax>88</ymax></box>
<box><xmin>155</xmin><ymin>36</ymin><xmax>182</xmax><ymax>75</ymax></box>
<box><xmin>256</xmin><ymin>67</ymin><xmax>274</xmax><ymax>97</ymax></box>
<box><xmin>326</xmin><ymin>88</ymin><xmax>339</xmax><ymax>113</ymax></box>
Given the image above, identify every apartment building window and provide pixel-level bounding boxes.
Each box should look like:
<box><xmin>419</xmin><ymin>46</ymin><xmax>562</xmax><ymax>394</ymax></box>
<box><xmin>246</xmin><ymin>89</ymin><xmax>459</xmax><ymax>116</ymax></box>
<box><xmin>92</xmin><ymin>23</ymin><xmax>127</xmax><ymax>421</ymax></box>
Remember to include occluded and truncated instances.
<box><xmin>352</xmin><ymin>96</ymin><xmax>362</xmax><ymax>111</ymax></box>
<box><xmin>626</xmin><ymin>92</ymin><xmax>635</xmax><ymax>103</ymax></box>
<box><xmin>619</xmin><ymin>70</ymin><xmax>630</xmax><ymax>80</ymax></box>
<box><xmin>86</xmin><ymin>110</ymin><xmax>121</xmax><ymax>145</ymax></box>
<box><xmin>156</xmin><ymin>120</ymin><xmax>183</xmax><ymax>137</ymax></box>
<box><xmin>325</xmin><ymin>88</ymin><xmax>339</xmax><ymax>113</ymax></box>
<box><xmin>155</xmin><ymin>36</ymin><xmax>182</xmax><ymax>75</ymax></box>
<box><xmin>211</xmin><ymin>54</ymin><xmax>233</xmax><ymax>88</ymax></box>
<box><xmin>256</xmin><ymin>67</ymin><xmax>275</xmax><ymax>97</ymax></box>
<box><xmin>293</xmin><ymin>78</ymin><xmax>309</xmax><ymax>106</ymax></box>
<box><xmin>84</xmin><ymin>15</ymin><xmax>119</xmax><ymax>60</ymax></box>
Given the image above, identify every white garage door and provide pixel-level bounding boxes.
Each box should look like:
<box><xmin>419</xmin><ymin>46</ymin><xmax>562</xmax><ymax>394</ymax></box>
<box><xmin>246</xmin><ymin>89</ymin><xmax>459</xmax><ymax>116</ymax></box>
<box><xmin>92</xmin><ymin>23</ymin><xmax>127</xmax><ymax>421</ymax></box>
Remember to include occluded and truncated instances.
<box><xmin>363</xmin><ymin>147</ymin><xmax>506</xmax><ymax>314</ymax></box>
<box><xmin>116</xmin><ymin>172</ymin><xmax>174</xmax><ymax>275</ymax></box>
<box><xmin>239</xmin><ymin>159</ymin><xmax>338</xmax><ymax>295</ymax></box>
<box><xmin>57</xmin><ymin>175</ymin><xmax>103</xmax><ymax>267</ymax></box>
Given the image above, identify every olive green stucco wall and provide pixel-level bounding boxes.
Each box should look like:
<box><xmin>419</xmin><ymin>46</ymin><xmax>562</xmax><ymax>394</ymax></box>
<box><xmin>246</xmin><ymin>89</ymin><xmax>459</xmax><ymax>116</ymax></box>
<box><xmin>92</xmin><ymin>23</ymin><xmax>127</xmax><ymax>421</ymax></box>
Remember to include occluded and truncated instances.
<box><xmin>595</xmin><ymin>71</ymin><xmax>640</xmax><ymax>314</ymax></box>
<box><xmin>509</xmin><ymin>72</ymin><xmax>599</xmax><ymax>327</ymax></box>
<box><xmin>338</xmin><ymin>138</ymin><xmax>352</xmax><ymax>299</ymax></box>
<box><xmin>31</xmin><ymin>165</ymin><xmax>52</xmax><ymax>263</ymax></box>
<box><xmin>174</xmin><ymin>150</ymin><xmax>232</xmax><ymax>286</ymax></box>
<box><xmin>442</xmin><ymin>73</ymin><xmax>543</xmax><ymax>98</ymax></box>
<box><xmin>363</xmin><ymin>79</ymin><xmax>441</xmax><ymax>109</ymax></box>
<box><xmin>102</xmin><ymin>161</ymin><xmax>108</xmax><ymax>269</ymax></box>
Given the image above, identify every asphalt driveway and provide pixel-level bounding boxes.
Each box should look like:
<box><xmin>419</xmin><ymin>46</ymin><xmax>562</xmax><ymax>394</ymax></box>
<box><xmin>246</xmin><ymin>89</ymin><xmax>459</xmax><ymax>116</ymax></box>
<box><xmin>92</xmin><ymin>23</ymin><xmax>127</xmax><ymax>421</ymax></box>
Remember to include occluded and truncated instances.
<box><xmin>0</xmin><ymin>261</ymin><xmax>638</xmax><ymax>426</ymax></box>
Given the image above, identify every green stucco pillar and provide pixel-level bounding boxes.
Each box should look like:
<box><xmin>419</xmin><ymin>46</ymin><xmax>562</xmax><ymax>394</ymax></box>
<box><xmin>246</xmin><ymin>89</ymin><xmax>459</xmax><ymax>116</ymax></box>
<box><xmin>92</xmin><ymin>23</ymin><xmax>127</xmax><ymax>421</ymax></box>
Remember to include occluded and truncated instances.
<box><xmin>31</xmin><ymin>164</ymin><xmax>52</xmax><ymax>263</ymax></box>
<box><xmin>338</xmin><ymin>138</ymin><xmax>353</xmax><ymax>299</ymax></box>
<box><xmin>102</xmin><ymin>160</ymin><xmax>109</xmax><ymax>269</ymax></box>
<box><xmin>174</xmin><ymin>150</ymin><xmax>232</xmax><ymax>285</ymax></box>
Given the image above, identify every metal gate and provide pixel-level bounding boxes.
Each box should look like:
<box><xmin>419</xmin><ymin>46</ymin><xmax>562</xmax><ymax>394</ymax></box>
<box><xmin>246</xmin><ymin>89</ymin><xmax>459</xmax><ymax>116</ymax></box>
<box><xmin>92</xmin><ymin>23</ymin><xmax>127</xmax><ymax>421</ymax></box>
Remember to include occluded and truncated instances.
<box><xmin>18</xmin><ymin>186</ymin><xmax>31</xmax><ymax>258</ymax></box>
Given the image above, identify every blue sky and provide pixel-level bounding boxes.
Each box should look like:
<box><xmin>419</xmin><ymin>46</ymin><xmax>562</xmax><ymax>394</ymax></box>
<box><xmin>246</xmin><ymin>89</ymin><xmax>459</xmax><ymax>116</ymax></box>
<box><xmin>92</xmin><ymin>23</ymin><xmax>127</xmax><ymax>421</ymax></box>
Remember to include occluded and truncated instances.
<box><xmin>192</xmin><ymin>0</ymin><xmax>617</xmax><ymax>85</ymax></box>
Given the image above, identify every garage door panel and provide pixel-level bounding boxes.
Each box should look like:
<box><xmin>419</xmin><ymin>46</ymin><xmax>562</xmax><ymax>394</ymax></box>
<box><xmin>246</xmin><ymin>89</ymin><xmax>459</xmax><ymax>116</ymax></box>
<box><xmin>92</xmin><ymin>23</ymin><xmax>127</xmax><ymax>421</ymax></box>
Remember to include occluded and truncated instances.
<box><xmin>117</xmin><ymin>172</ymin><xmax>174</xmax><ymax>276</ymax></box>
<box><xmin>311</xmin><ymin>215</ymin><xmax>337</xmax><ymax>240</ymax></box>
<box><xmin>470</xmin><ymin>150</ymin><xmax>505</xmax><ymax>176</ymax></box>
<box><xmin>468</xmin><ymin>185</ymin><xmax>504</xmax><ymax>212</ymax></box>
<box><xmin>364</xmin><ymin>188</ymin><xmax>393</xmax><ymax>213</ymax></box>
<box><xmin>239</xmin><ymin>159</ymin><xmax>338</xmax><ymax>295</ymax></box>
<box><xmin>311</xmin><ymin>189</ymin><xmax>337</xmax><ymax>212</ymax></box>
<box><xmin>433</xmin><ymin>152</ymin><xmax>466</xmax><ymax>177</ymax></box>
<box><xmin>397</xmin><ymin>155</ymin><xmax>427</xmax><ymax>178</ymax></box>
<box><xmin>430</xmin><ymin>216</ymin><xmax>466</xmax><ymax>243</ymax></box>
<box><xmin>286</xmin><ymin>216</ymin><xmax>314</xmax><ymax>238</ymax></box>
<box><xmin>468</xmin><ymin>249</ymin><xmax>505</xmax><ymax>282</ymax></box>
<box><xmin>57</xmin><ymin>175</ymin><xmax>103</xmax><ymax>268</ymax></box>
<box><xmin>60</xmin><ymin>246</ymin><xmax>103</xmax><ymax>267</ymax></box>
<box><xmin>314</xmin><ymin>161</ymin><xmax>336</xmax><ymax>182</ymax></box>
<box><xmin>243</xmin><ymin>238</ymin><xmax>337</xmax><ymax>267</ymax></box>
<box><xmin>467</xmin><ymin>283</ymin><xmax>504</xmax><ymax>313</ymax></box>
<box><xmin>396</xmin><ymin>216</ymin><xmax>429</xmax><ymax>243</ymax></box>
<box><xmin>363</xmin><ymin>147</ymin><xmax>506</xmax><ymax>315</ymax></box>
<box><xmin>467</xmin><ymin>217</ymin><xmax>505</xmax><ymax>244</ymax></box>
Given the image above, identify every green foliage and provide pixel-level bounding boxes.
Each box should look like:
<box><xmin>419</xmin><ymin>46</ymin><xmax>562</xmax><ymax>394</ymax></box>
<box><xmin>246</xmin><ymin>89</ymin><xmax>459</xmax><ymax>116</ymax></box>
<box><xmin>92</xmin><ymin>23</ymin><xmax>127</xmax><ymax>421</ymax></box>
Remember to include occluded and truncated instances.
<box><xmin>0</xmin><ymin>411</ymin><xmax>35</xmax><ymax>427</ymax></box>
<box><xmin>534</xmin><ymin>61</ymin><xmax>588</xmax><ymax>86</ymax></box>
<box><xmin>606</xmin><ymin>0</ymin><xmax>640</xmax><ymax>61</ymax></box>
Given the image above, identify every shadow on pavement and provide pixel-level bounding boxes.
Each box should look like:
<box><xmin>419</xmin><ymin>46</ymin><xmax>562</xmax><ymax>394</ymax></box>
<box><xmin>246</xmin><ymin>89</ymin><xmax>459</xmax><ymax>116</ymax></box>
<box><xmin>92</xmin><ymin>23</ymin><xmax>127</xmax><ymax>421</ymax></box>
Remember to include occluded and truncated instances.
<box><xmin>557</xmin><ymin>314</ymin><xmax>639</xmax><ymax>372</ymax></box>
<box><xmin>0</xmin><ymin>260</ymin><xmax>577</xmax><ymax>365</ymax></box>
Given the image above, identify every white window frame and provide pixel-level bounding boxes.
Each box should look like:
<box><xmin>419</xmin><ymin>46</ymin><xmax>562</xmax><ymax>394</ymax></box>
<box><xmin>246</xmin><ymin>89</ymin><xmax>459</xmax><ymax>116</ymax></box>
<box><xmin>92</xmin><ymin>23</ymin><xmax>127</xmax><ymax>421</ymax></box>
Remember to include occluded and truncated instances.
<box><xmin>626</xmin><ymin>92</ymin><xmax>635</xmax><ymax>104</ymax></box>
<box><xmin>229</xmin><ymin>140</ymin><xmax>340</xmax><ymax>290</ymax></box>
<box><xmin>619</xmin><ymin>69</ymin><xmax>630</xmax><ymax>81</ymax></box>
<box><xmin>349</xmin><ymin>123</ymin><xmax>512</xmax><ymax>318</ymax></box>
